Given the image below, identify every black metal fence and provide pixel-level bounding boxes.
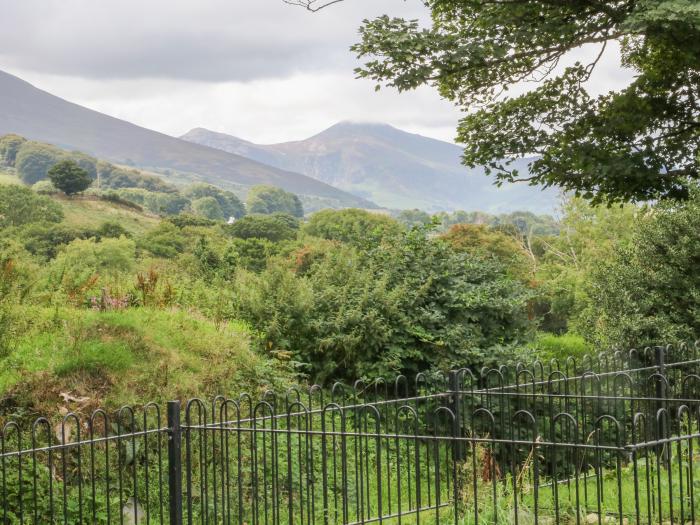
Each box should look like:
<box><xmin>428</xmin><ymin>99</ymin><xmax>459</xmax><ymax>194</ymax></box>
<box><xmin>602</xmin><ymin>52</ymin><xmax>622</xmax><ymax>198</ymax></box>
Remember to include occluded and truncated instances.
<box><xmin>2</xmin><ymin>342</ymin><xmax>700</xmax><ymax>524</ymax></box>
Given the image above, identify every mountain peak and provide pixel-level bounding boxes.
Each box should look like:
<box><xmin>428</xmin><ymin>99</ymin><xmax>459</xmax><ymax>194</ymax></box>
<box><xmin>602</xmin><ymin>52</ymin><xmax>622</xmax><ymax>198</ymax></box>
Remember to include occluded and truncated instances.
<box><xmin>0</xmin><ymin>68</ymin><xmax>372</xmax><ymax>209</ymax></box>
<box><xmin>181</xmin><ymin>123</ymin><xmax>557</xmax><ymax>213</ymax></box>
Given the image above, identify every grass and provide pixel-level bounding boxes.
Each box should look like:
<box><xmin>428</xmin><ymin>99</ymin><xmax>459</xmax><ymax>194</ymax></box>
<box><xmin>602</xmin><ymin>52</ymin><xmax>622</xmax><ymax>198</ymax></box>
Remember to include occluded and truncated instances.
<box><xmin>0</xmin><ymin>167</ymin><xmax>22</xmax><ymax>185</ymax></box>
<box><xmin>0</xmin><ymin>306</ymin><xmax>289</xmax><ymax>413</ymax></box>
<box><xmin>57</xmin><ymin>194</ymin><xmax>161</xmax><ymax>236</ymax></box>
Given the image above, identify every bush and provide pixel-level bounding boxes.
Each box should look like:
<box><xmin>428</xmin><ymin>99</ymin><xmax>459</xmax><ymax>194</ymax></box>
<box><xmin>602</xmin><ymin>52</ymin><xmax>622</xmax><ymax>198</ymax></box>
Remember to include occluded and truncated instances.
<box><xmin>226</xmin><ymin>214</ymin><xmax>297</xmax><ymax>243</ymax></box>
<box><xmin>140</xmin><ymin>223</ymin><xmax>186</xmax><ymax>258</ymax></box>
<box><xmin>32</xmin><ymin>180</ymin><xmax>58</xmax><ymax>195</ymax></box>
<box><xmin>100</xmin><ymin>191</ymin><xmax>144</xmax><ymax>211</ymax></box>
<box><xmin>98</xmin><ymin>163</ymin><xmax>178</xmax><ymax>193</ymax></box>
<box><xmin>530</xmin><ymin>333</ymin><xmax>592</xmax><ymax>362</ymax></box>
<box><xmin>115</xmin><ymin>188</ymin><xmax>189</xmax><ymax>215</ymax></box>
<box><xmin>22</xmin><ymin>224</ymin><xmax>95</xmax><ymax>260</ymax></box>
<box><xmin>191</xmin><ymin>196</ymin><xmax>225</xmax><ymax>221</ymax></box>
<box><xmin>167</xmin><ymin>214</ymin><xmax>216</xmax><ymax>228</ymax></box>
<box><xmin>96</xmin><ymin>221</ymin><xmax>131</xmax><ymax>240</ymax></box>
<box><xmin>49</xmin><ymin>237</ymin><xmax>136</xmax><ymax>300</ymax></box>
<box><xmin>233</xmin><ymin>225</ymin><xmax>534</xmax><ymax>381</ymax></box>
<box><xmin>304</xmin><ymin>208</ymin><xmax>402</xmax><ymax>247</ymax></box>
<box><xmin>0</xmin><ymin>184</ymin><xmax>63</xmax><ymax>227</ymax></box>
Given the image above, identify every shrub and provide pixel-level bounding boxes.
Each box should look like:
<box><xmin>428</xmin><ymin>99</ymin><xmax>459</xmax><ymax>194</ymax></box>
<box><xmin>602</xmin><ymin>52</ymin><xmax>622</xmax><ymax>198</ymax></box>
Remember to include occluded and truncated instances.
<box><xmin>50</xmin><ymin>237</ymin><xmax>136</xmax><ymax>301</ymax></box>
<box><xmin>0</xmin><ymin>184</ymin><xmax>63</xmax><ymax>227</ymax></box>
<box><xmin>191</xmin><ymin>196</ymin><xmax>225</xmax><ymax>221</ymax></box>
<box><xmin>96</xmin><ymin>221</ymin><xmax>131</xmax><ymax>240</ymax></box>
<box><xmin>31</xmin><ymin>180</ymin><xmax>58</xmax><ymax>195</ymax></box>
<box><xmin>167</xmin><ymin>214</ymin><xmax>216</xmax><ymax>228</ymax></box>
<box><xmin>22</xmin><ymin>224</ymin><xmax>95</xmax><ymax>260</ymax></box>
<box><xmin>530</xmin><ymin>333</ymin><xmax>591</xmax><ymax>362</ymax></box>
<box><xmin>233</xmin><ymin>225</ymin><xmax>534</xmax><ymax>381</ymax></box>
<box><xmin>226</xmin><ymin>214</ymin><xmax>297</xmax><ymax>243</ymax></box>
<box><xmin>139</xmin><ymin>223</ymin><xmax>186</xmax><ymax>258</ymax></box>
<box><xmin>100</xmin><ymin>191</ymin><xmax>144</xmax><ymax>211</ymax></box>
<box><xmin>304</xmin><ymin>208</ymin><xmax>403</xmax><ymax>247</ymax></box>
<box><xmin>98</xmin><ymin>163</ymin><xmax>178</xmax><ymax>193</ymax></box>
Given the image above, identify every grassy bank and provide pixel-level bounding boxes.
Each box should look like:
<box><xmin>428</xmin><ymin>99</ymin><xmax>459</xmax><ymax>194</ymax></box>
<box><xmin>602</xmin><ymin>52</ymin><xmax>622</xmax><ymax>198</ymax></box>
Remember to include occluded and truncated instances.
<box><xmin>0</xmin><ymin>306</ymin><xmax>289</xmax><ymax>417</ymax></box>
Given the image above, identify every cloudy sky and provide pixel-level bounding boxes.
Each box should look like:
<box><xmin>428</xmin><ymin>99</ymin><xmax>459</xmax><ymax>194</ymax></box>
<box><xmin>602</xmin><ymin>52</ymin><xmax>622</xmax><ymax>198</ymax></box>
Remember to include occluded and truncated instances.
<box><xmin>0</xmin><ymin>0</ymin><xmax>634</xmax><ymax>144</ymax></box>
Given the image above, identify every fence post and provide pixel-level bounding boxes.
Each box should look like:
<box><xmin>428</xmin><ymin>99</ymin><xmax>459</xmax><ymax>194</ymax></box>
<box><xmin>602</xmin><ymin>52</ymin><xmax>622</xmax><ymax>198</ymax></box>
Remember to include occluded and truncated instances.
<box><xmin>167</xmin><ymin>400</ymin><xmax>183</xmax><ymax>525</ymax></box>
<box><xmin>654</xmin><ymin>346</ymin><xmax>670</xmax><ymax>466</ymax></box>
<box><xmin>449</xmin><ymin>370</ymin><xmax>465</xmax><ymax>460</ymax></box>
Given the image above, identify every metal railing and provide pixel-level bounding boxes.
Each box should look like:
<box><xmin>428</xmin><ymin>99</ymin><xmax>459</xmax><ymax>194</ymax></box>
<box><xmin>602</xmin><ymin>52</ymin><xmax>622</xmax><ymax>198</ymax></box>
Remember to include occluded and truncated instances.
<box><xmin>2</xmin><ymin>342</ymin><xmax>700</xmax><ymax>524</ymax></box>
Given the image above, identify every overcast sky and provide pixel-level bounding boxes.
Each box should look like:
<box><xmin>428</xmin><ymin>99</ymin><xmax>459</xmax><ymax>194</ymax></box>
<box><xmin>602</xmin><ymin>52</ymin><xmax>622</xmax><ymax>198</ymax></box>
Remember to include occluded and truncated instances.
<box><xmin>0</xmin><ymin>0</ymin><xmax>635</xmax><ymax>144</ymax></box>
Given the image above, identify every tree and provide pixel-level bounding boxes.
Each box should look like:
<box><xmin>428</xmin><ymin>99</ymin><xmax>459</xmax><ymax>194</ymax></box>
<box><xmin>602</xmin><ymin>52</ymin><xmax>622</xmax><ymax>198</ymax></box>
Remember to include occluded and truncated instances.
<box><xmin>440</xmin><ymin>223</ymin><xmax>532</xmax><ymax>280</ymax></box>
<box><xmin>292</xmin><ymin>0</ymin><xmax>700</xmax><ymax>204</ymax></box>
<box><xmin>396</xmin><ymin>209</ymin><xmax>432</xmax><ymax>229</ymax></box>
<box><xmin>246</xmin><ymin>185</ymin><xmax>304</xmax><ymax>217</ymax></box>
<box><xmin>184</xmin><ymin>183</ymin><xmax>246</xmax><ymax>219</ymax></box>
<box><xmin>226</xmin><ymin>214</ymin><xmax>297</xmax><ymax>242</ymax></box>
<box><xmin>191</xmin><ymin>196</ymin><xmax>225</xmax><ymax>221</ymax></box>
<box><xmin>580</xmin><ymin>186</ymin><xmax>700</xmax><ymax>348</ymax></box>
<box><xmin>304</xmin><ymin>208</ymin><xmax>403</xmax><ymax>246</ymax></box>
<box><xmin>69</xmin><ymin>152</ymin><xmax>98</xmax><ymax>180</ymax></box>
<box><xmin>537</xmin><ymin>197</ymin><xmax>636</xmax><ymax>333</ymax></box>
<box><xmin>0</xmin><ymin>134</ymin><xmax>27</xmax><ymax>166</ymax></box>
<box><xmin>234</xmin><ymin>225</ymin><xmax>533</xmax><ymax>381</ymax></box>
<box><xmin>15</xmin><ymin>142</ymin><xmax>64</xmax><ymax>184</ymax></box>
<box><xmin>48</xmin><ymin>160</ymin><xmax>93</xmax><ymax>195</ymax></box>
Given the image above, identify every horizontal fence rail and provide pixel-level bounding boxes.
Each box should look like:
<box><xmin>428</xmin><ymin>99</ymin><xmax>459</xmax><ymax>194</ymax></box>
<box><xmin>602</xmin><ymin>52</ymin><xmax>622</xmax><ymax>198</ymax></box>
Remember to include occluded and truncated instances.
<box><xmin>1</xmin><ymin>342</ymin><xmax>700</xmax><ymax>524</ymax></box>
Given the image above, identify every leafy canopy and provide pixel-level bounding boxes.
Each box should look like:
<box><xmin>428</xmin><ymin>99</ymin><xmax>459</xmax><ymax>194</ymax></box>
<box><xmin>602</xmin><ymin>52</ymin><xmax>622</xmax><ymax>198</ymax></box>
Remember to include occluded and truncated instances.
<box><xmin>226</xmin><ymin>214</ymin><xmax>297</xmax><ymax>243</ymax></box>
<box><xmin>580</xmin><ymin>185</ymin><xmax>700</xmax><ymax>348</ymax></box>
<box><xmin>48</xmin><ymin>160</ymin><xmax>93</xmax><ymax>195</ymax></box>
<box><xmin>304</xmin><ymin>208</ymin><xmax>403</xmax><ymax>247</ymax></box>
<box><xmin>0</xmin><ymin>184</ymin><xmax>63</xmax><ymax>228</ymax></box>
<box><xmin>183</xmin><ymin>183</ymin><xmax>246</xmax><ymax>219</ymax></box>
<box><xmin>0</xmin><ymin>134</ymin><xmax>27</xmax><ymax>166</ymax></box>
<box><xmin>246</xmin><ymin>185</ymin><xmax>304</xmax><ymax>217</ymax></box>
<box><xmin>15</xmin><ymin>142</ymin><xmax>64</xmax><ymax>185</ymax></box>
<box><xmin>309</xmin><ymin>0</ymin><xmax>700</xmax><ymax>204</ymax></box>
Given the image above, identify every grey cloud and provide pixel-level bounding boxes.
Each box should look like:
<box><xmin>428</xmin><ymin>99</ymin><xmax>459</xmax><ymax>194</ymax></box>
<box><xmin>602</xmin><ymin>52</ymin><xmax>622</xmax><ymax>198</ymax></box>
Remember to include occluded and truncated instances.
<box><xmin>0</xmin><ymin>0</ymin><xmax>428</xmax><ymax>82</ymax></box>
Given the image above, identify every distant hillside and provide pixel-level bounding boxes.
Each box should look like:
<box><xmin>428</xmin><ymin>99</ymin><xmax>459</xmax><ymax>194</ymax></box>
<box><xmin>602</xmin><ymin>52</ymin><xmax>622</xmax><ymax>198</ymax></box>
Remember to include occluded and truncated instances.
<box><xmin>182</xmin><ymin>123</ymin><xmax>558</xmax><ymax>213</ymax></box>
<box><xmin>0</xmin><ymin>70</ymin><xmax>371</xmax><ymax>209</ymax></box>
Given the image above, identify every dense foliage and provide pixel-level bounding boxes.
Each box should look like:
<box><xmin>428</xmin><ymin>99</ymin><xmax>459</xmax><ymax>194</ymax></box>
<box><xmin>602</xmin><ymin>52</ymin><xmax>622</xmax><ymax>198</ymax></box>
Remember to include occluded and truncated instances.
<box><xmin>247</xmin><ymin>185</ymin><xmax>304</xmax><ymax>217</ymax></box>
<box><xmin>1</xmin><ymin>129</ymin><xmax>699</xmax><ymax>409</ymax></box>
<box><xmin>582</xmin><ymin>188</ymin><xmax>700</xmax><ymax>348</ymax></box>
<box><xmin>48</xmin><ymin>159</ymin><xmax>93</xmax><ymax>195</ymax></box>
<box><xmin>348</xmin><ymin>0</ymin><xmax>700</xmax><ymax>204</ymax></box>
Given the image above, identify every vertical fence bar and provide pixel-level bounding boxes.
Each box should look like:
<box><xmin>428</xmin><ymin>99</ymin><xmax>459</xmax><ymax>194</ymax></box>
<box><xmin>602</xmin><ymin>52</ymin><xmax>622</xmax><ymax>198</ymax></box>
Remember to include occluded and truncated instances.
<box><xmin>448</xmin><ymin>371</ymin><xmax>465</xmax><ymax>461</ymax></box>
<box><xmin>168</xmin><ymin>400</ymin><xmax>183</xmax><ymax>525</ymax></box>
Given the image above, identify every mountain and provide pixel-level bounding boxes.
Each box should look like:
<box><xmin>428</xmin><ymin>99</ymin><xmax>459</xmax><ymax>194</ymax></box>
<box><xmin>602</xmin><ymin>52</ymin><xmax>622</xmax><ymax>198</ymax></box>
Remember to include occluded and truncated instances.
<box><xmin>181</xmin><ymin>122</ymin><xmax>558</xmax><ymax>213</ymax></box>
<box><xmin>0</xmin><ymin>70</ymin><xmax>371</xmax><ymax>208</ymax></box>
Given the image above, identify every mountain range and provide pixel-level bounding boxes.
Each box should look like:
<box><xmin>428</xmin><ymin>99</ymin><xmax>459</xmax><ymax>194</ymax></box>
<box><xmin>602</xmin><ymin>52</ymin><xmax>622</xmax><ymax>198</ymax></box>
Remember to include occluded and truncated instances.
<box><xmin>0</xmin><ymin>69</ymin><xmax>370</xmax><ymax>209</ymax></box>
<box><xmin>0</xmin><ymin>68</ymin><xmax>557</xmax><ymax>213</ymax></box>
<box><xmin>182</xmin><ymin>123</ymin><xmax>558</xmax><ymax>213</ymax></box>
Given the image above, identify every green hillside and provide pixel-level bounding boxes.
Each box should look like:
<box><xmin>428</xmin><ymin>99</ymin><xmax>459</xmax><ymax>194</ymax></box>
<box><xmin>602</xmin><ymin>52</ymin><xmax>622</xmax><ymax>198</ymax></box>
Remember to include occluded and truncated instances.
<box><xmin>0</xmin><ymin>171</ymin><xmax>291</xmax><ymax>413</ymax></box>
<box><xmin>0</xmin><ymin>70</ymin><xmax>373</xmax><ymax>210</ymax></box>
